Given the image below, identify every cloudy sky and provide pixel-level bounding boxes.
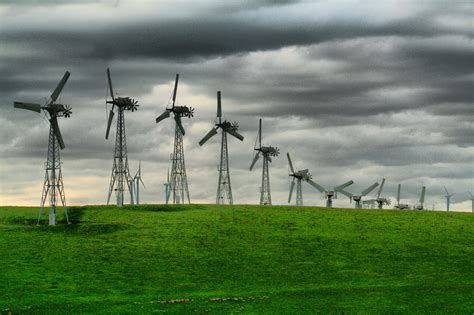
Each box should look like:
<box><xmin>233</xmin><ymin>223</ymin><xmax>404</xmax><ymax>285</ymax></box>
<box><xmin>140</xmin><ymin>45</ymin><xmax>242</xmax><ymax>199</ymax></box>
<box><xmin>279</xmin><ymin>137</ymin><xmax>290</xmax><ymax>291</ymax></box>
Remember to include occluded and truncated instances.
<box><xmin>0</xmin><ymin>0</ymin><xmax>472</xmax><ymax>211</ymax></box>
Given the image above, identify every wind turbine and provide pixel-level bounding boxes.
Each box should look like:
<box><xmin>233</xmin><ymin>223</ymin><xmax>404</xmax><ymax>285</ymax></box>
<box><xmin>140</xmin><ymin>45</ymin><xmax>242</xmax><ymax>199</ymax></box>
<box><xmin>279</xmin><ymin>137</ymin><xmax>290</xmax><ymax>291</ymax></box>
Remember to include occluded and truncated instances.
<box><xmin>443</xmin><ymin>186</ymin><xmax>455</xmax><ymax>212</ymax></box>
<box><xmin>468</xmin><ymin>192</ymin><xmax>474</xmax><ymax>212</ymax></box>
<box><xmin>394</xmin><ymin>184</ymin><xmax>409</xmax><ymax>209</ymax></box>
<box><xmin>363</xmin><ymin>178</ymin><xmax>391</xmax><ymax>209</ymax></box>
<box><xmin>199</xmin><ymin>91</ymin><xmax>244</xmax><ymax>204</ymax></box>
<box><xmin>133</xmin><ymin>161</ymin><xmax>145</xmax><ymax>205</ymax></box>
<box><xmin>303</xmin><ymin>179</ymin><xmax>354</xmax><ymax>208</ymax></box>
<box><xmin>105</xmin><ymin>68</ymin><xmax>139</xmax><ymax>207</ymax></box>
<box><xmin>414</xmin><ymin>186</ymin><xmax>426</xmax><ymax>210</ymax></box>
<box><xmin>287</xmin><ymin>152</ymin><xmax>321</xmax><ymax>206</ymax></box>
<box><xmin>14</xmin><ymin>71</ymin><xmax>72</xmax><ymax>225</ymax></box>
<box><xmin>339</xmin><ymin>182</ymin><xmax>379</xmax><ymax>209</ymax></box>
<box><xmin>155</xmin><ymin>74</ymin><xmax>195</xmax><ymax>204</ymax></box>
<box><xmin>249</xmin><ymin>119</ymin><xmax>280</xmax><ymax>205</ymax></box>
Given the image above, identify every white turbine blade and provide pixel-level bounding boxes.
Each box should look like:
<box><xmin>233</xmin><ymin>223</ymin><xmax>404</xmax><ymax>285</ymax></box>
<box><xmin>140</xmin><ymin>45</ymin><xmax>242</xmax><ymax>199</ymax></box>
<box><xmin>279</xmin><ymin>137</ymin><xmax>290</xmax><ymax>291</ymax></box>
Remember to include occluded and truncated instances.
<box><xmin>14</xmin><ymin>102</ymin><xmax>42</xmax><ymax>113</ymax></box>
<box><xmin>376</xmin><ymin>178</ymin><xmax>385</xmax><ymax>198</ymax></box>
<box><xmin>155</xmin><ymin>111</ymin><xmax>170</xmax><ymax>124</ymax></box>
<box><xmin>249</xmin><ymin>152</ymin><xmax>260</xmax><ymax>171</ymax></box>
<box><xmin>106</xmin><ymin>68</ymin><xmax>115</xmax><ymax>101</ymax></box>
<box><xmin>225</xmin><ymin>127</ymin><xmax>244</xmax><ymax>141</ymax></box>
<box><xmin>335</xmin><ymin>180</ymin><xmax>354</xmax><ymax>191</ymax></box>
<box><xmin>217</xmin><ymin>91</ymin><xmax>222</xmax><ymax>118</ymax></box>
<box><xmin>420</xmin><ymin>186</ymin><xmax>426</xmax><ymax>204</ymax></box>
<box><xmin>199</xmin><ymin>127</ymin><xmax>218</xmax><ymax>146</ymax></box>
<box><xmin>306</xmin><ymin>179</ymin><xmax>326</xmax><ymax>193</ymax></box>
<box><xmin>50</xmin><ymin>71</ymin><xmax>70</xmax><ymax>103</ymax></box>
<box><xmin>338</xmin><ymin>189</ymin><xmax>353</xmax><ymax>199</ymax></box>
<box><xmin>443</xmin><ymin>186</ymin><xmax>449</xmax><ymax>195</ymax></box>
<box><xmin>172</xmin><ymin>74</ymin><xmax>179</xmax><ymax>106</ymax></box>
<box><xmin>140</xmin><ymin>177</ymin><xmax>146</xmax><ymax>188</ymax></box>
<box><xmin>288</xmin><ymin>178</ymin><xmax>295</xmax><ymax>203</ymax></box>
<box><xmin>105</xmin><ymin>109</ymin><xmax>115</xmax><ymax>140</ymax></box>
<box><xmin>50</xmin><ymin>116</ymin><xmax>65</xmax><ymax>149</ymax></box>
<box><xmin>286</xmin><ymin>152</ymin><xmax>295</xmax><ymax>174</ymax></box>
<box><xmin>361</xmin><ymin>182</ymin><xmax>379</xmax><ymax>196</ymax></box>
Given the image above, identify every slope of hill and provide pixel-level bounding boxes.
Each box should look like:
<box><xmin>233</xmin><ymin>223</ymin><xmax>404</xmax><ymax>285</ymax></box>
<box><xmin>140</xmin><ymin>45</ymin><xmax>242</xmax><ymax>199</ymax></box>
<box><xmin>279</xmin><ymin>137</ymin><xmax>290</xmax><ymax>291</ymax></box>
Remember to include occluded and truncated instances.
<box><xmin>0</xmin><ymin>205</ymin><xmax>473</xmax><ymax>313</ymax></box>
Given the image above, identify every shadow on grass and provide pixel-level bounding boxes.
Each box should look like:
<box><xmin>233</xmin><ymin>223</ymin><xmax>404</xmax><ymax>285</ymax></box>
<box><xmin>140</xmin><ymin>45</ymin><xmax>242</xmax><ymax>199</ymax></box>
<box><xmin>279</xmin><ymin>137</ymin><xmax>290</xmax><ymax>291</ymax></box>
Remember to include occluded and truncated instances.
<box><xmin>6</xmin><ymin>206</ymin><xmax>130</xmax><ymax>235</ymax></box>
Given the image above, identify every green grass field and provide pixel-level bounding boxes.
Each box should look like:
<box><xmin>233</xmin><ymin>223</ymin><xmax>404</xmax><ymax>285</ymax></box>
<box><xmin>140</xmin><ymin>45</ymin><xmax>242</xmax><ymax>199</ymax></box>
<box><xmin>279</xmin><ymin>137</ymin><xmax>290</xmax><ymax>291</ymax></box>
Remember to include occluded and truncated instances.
<box><xmin>0</xmin><ymin>205</ymin><xmax>473</xmax><ymax>314</ymax></box>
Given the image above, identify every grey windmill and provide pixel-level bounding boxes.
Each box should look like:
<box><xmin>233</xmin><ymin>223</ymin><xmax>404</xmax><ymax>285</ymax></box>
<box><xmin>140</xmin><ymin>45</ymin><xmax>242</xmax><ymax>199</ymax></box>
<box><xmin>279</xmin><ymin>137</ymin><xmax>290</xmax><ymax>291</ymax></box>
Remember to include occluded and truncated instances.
<box><xmin>14</xmin><ymin>71</ymin><xmax>72</xmax><ymax>225</ymax></box>
<box><xmin>199</xmin><ymin>91</ymin><xmax>244</xmax><ymax>204</ymax></box>
<box><xmin>363</xmin><ymin>178</ymin><xmax>391</xmax><ymax>209</ymax></box>
<box><xmin>443</xmin><ymin>186</ymin><xmax>455</xmax><ymax>212</ymax></box>
<box><xmin>163</xmin><ymin>168</ymin><xmax>171</xmax><ymax>204</ymax></box>
<box><xmin>394</xmin><ymin>184</ymin><xmax>409</xmax><ymax>209</ymax></box>
<box><xmin>132</xmin><ymin>161</ymin><xmax>145</xmax><ymax>205</ymax></box>
<box><xmin>303</xmin><ymin>179</ymin><xmax>354</xmax><ymax>208</ymax></box>
<box><xmin>338</xmin><ymin>182</ymin><xmax>379</xmax><ymax>209</ymax></box>
<box><xmin>105</xmin><ymin>68</ymin><xmax>139</xmax><ymax>207</ymax></box>
<box><xmin>468</xmin><ymin>192</ymin><xmax>474</xmax><ymax>212</ymax></box>
<box><xmin>287</xmin><ymin>152</ymin><xmax>321</xmax><ymax>206</ymax></box>
<box><xmin>155</xmin><ymin>74</ymin><xmax>195</xmax><ymax>204</ymax></box>
<box><xmin>414</xmin><ymin>186</ymin><xmax>426</xmax><ymax>210</ymax></box>
<box><xmin>249</xmin><ymin>119</ymin><xmax>280</xmax><ymax>205</ymax></box>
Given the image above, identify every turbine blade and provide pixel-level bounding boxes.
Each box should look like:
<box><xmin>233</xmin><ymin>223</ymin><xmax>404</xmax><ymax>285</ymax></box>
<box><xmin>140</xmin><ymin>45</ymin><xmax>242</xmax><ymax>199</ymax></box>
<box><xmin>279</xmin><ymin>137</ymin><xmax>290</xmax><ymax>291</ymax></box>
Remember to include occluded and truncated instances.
<box><xmin>306</xmin><ymin>179</ymin><xmax>326</xmax><ymax>193</ymax></box>
<box><xmin>155</xmin><ymin>111</ymin><xmax>170</xmax><ymax>124</ymax></box>
<box><xmin>105</xmin><ymin>109</ymin><xmax>115</xmax><ymax>140</ymax></box>
<box><xmin>361</xmin><ymin>182</ymin><xmax>379</xmax><ymax>196</ymax></box>
<box><xmin>107</xmin><ymin>68</ymin><xmax>115</xmax><ymax>101</ymax></box>
<box><xmin>443</xmin><ymin>186</ymin><xmax>449</xmax><ymax>195</ymax></box>
<box><xmin>338</xmin><ymin>189</ymin><xmax>353</xmax><ymax>199</ymax></box>
<box><xmin>288</xmin><ymin>178</ymin><xmax>295</xmax><ymax>203</ymax></box>
<box><xmin>286</xmin><ymin>152</ymin><xmax>295</xmax><ymax>174</ymax></box>
<box><xmin>50</xmin><ymin>71</ymin><xmax>70</xmax><ymax>103</ymax></box>
<box><xmin>376</xmin><ymin>178</ymin><xmax>385</xmax><ymax>199</ymax></box>
<box><xmin>397</xmin><ymin>184</ymin><xmax>401</xmax><ymax>203</ymax></box>
<box><xmin>199</xmin><ymin>127</ymin><xmax>218</xmax><ymax>146</ymax></box>
<box><xmin>258</xmin><ymin>118</ymin><xmax>262</xmax><ymax>148</ymax></box>
<box><xmin>140</xmin><ymin>177</ymin><xmax>146</xmax><ymax>188</ymax></box>
<box><xmin>249</xmin><ymin>152</ymin><xmax>260</xmax><ymax>171</ymax></box>
<box><xmin>225</xmin><ymin>127</ymin><xmax>244</xmax><ymax>141</ymax></box>
<box><xmin>420</xmin><ymin>186</ymin><xmax>426</xmax><ymax>204</ymax></box>
<box><xmin>172</xmin><ymin>74</ymin><xmax>179</xmax><ymax>107</ymax></box>
<box><xmin>335</xmin><ymin>180</ymin><xmax>354</xmax><ymax>191</ymax></box>
<box><xmin>217</xmin><ymin>91</ymin><xmax>222</xmax><ymax>118</ymax></box>
<box><xmin>14</xmin><ymin>102</ymin><xmax>42</xmax><ymax>113</ymax></box>
<box><xmin>50</xmin><ymin>116</ymin><xmax>65</xmax><ymax>149</ymax></box>
<box><xmin>175</xmin><ymin>116</ymin><xmax>185</xmax><ymax>135</ymax></box>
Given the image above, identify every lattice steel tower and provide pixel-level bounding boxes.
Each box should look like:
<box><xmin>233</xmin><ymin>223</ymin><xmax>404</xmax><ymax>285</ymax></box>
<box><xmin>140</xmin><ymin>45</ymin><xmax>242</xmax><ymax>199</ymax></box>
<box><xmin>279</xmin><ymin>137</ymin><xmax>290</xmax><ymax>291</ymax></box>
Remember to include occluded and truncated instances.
<box><xmin>105</xmin><ymin>68</ymin><xmax>139</xmax><ymax>207</ymax></box>
<box><xmin>199</xmin><ymin>91</ymin><xmax>244</xmax><ymax>204</ymax></box>
<box><xmin>156</xmin><ymin>74</ymin><xmax>195</xmax><ymax>204</ymax></box>
<box><xmin>14</xmin><ymin>71</ymin><xmax>72</xmax><ymax>225</ymax></box>
<box><xmin>250</xmin><ymin>119</ymin><xmax>279</xmax><ymax>205</ymax></box>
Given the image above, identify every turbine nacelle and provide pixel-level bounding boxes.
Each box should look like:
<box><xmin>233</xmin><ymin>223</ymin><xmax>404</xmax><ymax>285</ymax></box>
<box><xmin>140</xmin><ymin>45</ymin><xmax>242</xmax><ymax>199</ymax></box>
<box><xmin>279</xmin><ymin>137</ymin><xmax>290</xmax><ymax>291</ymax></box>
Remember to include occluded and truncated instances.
<box><xmin>173</xmin><ymin>105</ymin><xmax>194</xmax><ymax>118</ymax></box>
<box><xmin>260</xmin><ymin>146</ymin><xmax>280</xmax><ymax>157</ymax></box>
<box><xmin>107</xmin><ymin>97</ymin><xmax>139</xmax><ymax>111</ymax></box>
<box><xmin>46</xmin><ymin>104</ymin><xmax>72</xmax><ymax>118</ymax></box>
<box><xmin>290</xmin><ymin>169</ymin><xmax>311</xmax><ymax>180</ymax></box>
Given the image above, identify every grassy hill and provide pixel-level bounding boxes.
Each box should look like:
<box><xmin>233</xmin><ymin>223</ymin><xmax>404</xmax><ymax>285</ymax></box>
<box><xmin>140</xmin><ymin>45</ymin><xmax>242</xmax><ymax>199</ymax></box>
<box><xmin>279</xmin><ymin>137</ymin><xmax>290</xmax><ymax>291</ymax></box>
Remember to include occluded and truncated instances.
<box><xmin>0</xmin><ymin>205</ymin><xmax>473</xmax><ymax>314</ymax></box>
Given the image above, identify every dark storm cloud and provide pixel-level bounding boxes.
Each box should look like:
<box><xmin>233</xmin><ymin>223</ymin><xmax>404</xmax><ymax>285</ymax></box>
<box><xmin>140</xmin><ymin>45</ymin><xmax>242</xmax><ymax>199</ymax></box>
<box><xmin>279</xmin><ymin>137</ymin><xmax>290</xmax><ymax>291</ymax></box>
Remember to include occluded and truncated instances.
<box><xmin>1</xmin><ymin>1</ymin><xmax>472</xmax><ymax>209</ymax></box>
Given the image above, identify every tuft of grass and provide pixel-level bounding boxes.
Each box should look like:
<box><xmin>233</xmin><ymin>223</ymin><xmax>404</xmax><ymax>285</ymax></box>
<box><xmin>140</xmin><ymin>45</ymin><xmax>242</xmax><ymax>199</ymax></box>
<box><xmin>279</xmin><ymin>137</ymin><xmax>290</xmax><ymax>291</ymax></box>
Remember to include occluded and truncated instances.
<box><xmin>0</xmin><ymin>204</ymin><xmax>473</xmax><ymax>313</ymax></box>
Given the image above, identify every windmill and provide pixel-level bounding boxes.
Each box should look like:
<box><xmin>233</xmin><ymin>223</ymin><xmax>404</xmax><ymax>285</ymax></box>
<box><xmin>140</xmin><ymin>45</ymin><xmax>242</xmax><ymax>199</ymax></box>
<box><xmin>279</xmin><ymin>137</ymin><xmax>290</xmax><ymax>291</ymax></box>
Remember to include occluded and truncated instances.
<box><xmin>132</xmin><ymin>161</ymin><xmax>145</xmax><ymax>205</ymax></box>
<box><xmin>443</xmin><ymin>186</ymin><xmax>455</xmax><ymax>212</ymax></box>
<box><xmin>414</xmin><ymin>186</ymin><xmax>426</xmax><ymax>210</ymax></box>
<box><xmin>163</xmin><ymin>168</ymin><xmax>171</xmax><ymax>204</ymax></box>
<box><xmin>468</xmin><ymin>192</ymin><xmax>474</xmax><ymax>212</ymax></box>
<box><xmin>394</xmin><ymin>184</ymin><xmax>410</xmax><ymax>209</ymax></box>
<box><xmin>104</xmin><ymin>68</ymin><xmax>139</xmax><ymax>207</ymax></box>
<box><xmin>249</xmin><ymin>119</ymin><xmax>280</xmax><ymax>205</ymax></box>
<box><xmin>155</xmin><ymin>74</ymin><xmax>195</xmax><ymax>204</ymax></box>
<box><xmin>199</xmin><ymin>91</ymin><xmax>244</xmax><ymax>204</ymax></box>
<box><xmin>14</xmin><ymin>71</ymin><xmax>72</xmax><ymax>225</ymax></box>
<box><xmin>362</xmin><ymin>178</ymin><xmax>391</xmax><ymax>209</ymax></box>
<box><xmin>287</xmin><ymin>152</ymin><xmax>322</xmax><ymax>206</ymax></box>
<box><xmin>339</xmin><ymin>182</ymin><xmax>379</xmax><ymax>209</ymax></box>
<box><xmin>302</xmin><ymin>179</ymin><xmax>354</xmax><ymax>208</ymax></box>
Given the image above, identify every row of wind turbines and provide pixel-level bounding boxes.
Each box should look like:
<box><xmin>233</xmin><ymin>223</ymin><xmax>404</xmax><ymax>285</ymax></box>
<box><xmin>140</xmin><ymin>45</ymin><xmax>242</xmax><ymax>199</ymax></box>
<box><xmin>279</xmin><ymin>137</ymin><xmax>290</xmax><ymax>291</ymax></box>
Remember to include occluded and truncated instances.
<box><xmin>13</xmin><ymin>70</ymin><xmax>473</xmax><ymax>225</ymax></box>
